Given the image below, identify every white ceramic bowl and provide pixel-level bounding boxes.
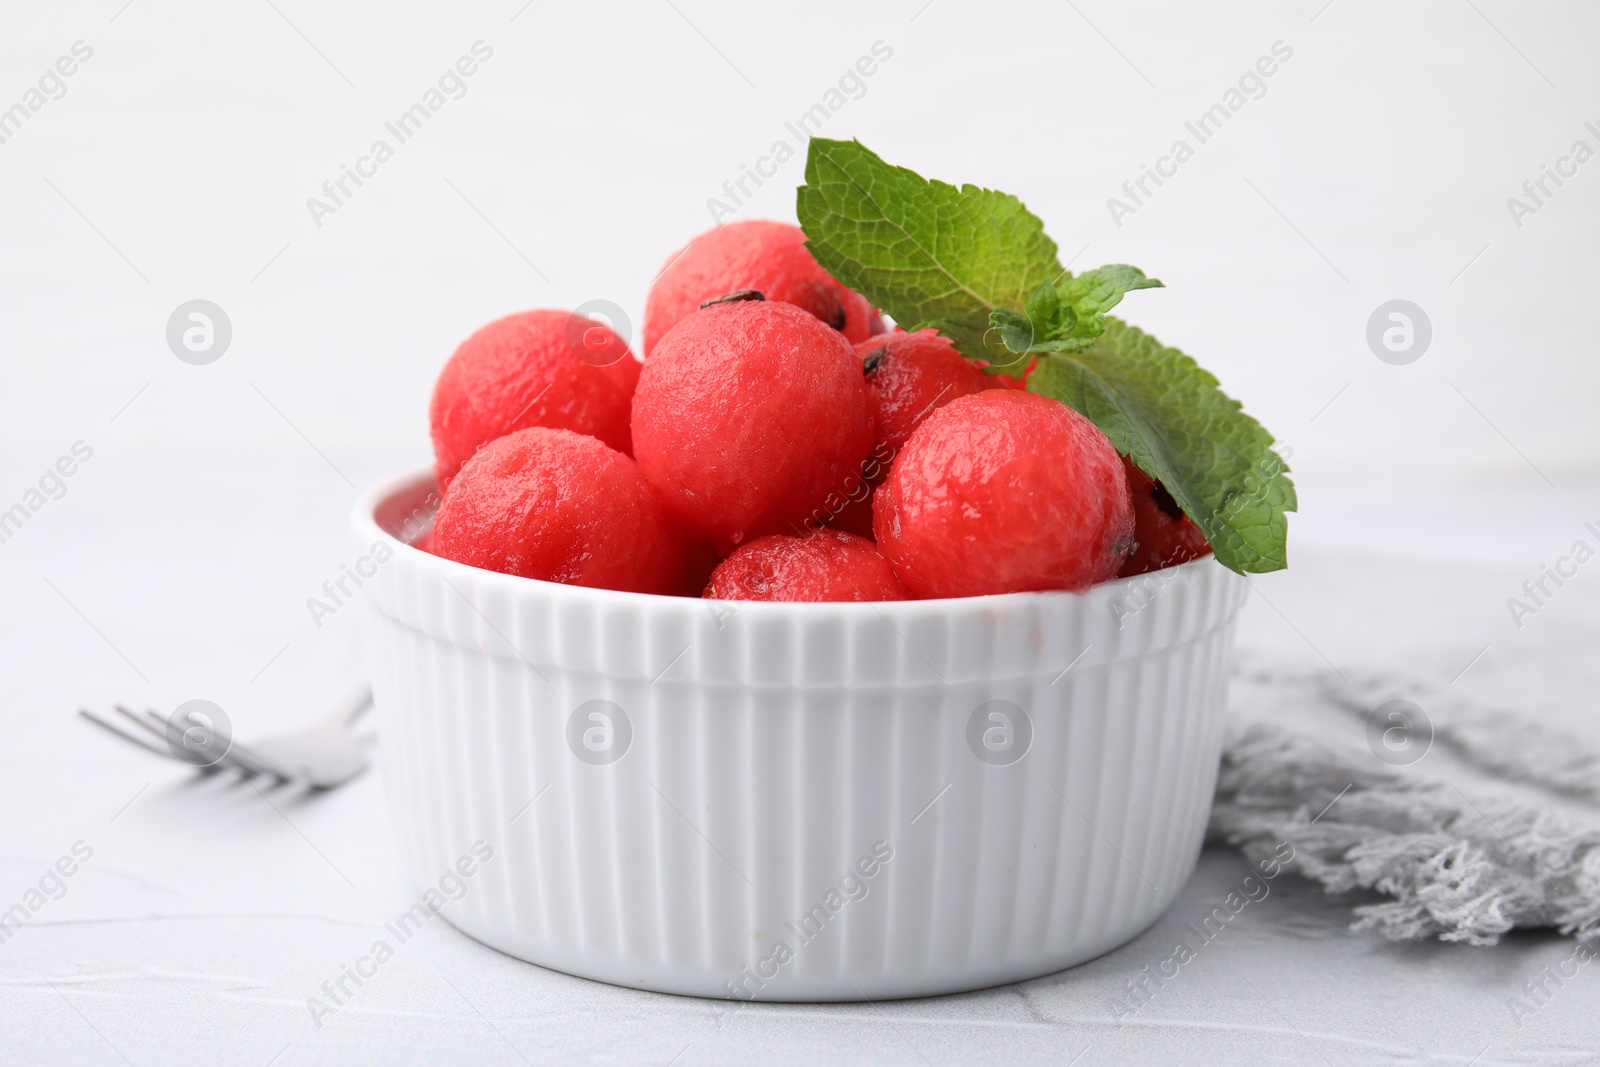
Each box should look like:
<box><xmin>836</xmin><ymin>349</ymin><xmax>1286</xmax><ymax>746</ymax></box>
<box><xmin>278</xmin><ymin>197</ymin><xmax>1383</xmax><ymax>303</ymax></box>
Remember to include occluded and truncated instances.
<box><xmin>353</xmin><ymin>469</ymin><xmax>1248</xmax><ymax>1001</ymax></box>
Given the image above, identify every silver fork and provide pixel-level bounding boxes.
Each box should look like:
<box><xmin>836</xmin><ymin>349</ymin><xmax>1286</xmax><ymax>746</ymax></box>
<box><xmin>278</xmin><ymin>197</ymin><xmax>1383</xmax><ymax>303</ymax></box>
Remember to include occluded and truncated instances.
<box><xmin>79</xmin><ymin>690</ymin><xmax>374</xmax><ymax>789</ymax></box>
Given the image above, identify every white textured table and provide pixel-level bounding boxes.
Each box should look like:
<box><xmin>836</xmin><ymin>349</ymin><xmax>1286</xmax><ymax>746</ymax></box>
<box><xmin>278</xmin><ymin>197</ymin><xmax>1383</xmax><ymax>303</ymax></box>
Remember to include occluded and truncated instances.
<box><xmin>3</xmin><ymin>453</ymin><xmax>1597</xmax><ymax>1066</ymax></box>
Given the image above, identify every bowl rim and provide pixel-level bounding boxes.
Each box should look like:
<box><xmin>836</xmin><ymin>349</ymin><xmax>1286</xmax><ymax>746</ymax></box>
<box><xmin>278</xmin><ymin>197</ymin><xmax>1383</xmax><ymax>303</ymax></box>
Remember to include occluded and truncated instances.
<box><xmin>352</xmin><ymin>465</ymin><xmax>1226</xmax><ymax>616</ymax></box>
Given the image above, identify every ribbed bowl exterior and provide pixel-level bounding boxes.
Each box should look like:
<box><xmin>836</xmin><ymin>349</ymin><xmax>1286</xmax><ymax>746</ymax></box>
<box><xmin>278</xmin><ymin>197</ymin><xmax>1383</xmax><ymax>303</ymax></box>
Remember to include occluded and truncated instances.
<box><xmin>354</xmin><ymin>471</ymin><xmax>1248</xmax><ymax>1001</ymax></box>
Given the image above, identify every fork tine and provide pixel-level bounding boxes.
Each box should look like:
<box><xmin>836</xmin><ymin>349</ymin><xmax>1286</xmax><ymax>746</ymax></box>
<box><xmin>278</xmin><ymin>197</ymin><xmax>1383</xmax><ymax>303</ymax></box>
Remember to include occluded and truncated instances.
<box><xmin>118</xmin><ymin>705</ymin><xmax>235</xmax><ymax>776</ymax></box>
<box><xmin>149</xmin><ymin>708</ymin><xmax>291</xmax><ymax>781</ymax></box>
<box><xmin>139</xmin><ymin>706</ymin><xmax>262</xmax><ymax>777</ymax></box>
<box><xmin>140</xmin><ymin>707</ymin><xmax>275</xmax><ymax>778</ymax></box>
<box><xmin>79</xmin><ymin>708</ymin><xmax>179</xmax><ymax>760</ymax></box>
<box><xmin>113</xmin><ymin>703</ymin><xmax>168</xmax><ymax>740</ymax></box>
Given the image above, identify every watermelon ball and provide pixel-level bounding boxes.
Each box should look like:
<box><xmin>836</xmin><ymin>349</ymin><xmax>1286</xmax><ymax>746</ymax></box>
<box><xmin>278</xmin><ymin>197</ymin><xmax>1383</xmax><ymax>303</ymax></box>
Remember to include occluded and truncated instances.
<box><xmin>874</xmin><ymin>390</ymin><xmax>1134</xmax><ymax>598</ymax></box>
<box><xmin>643</xmin><ymin>220</ymin><xmax>881</xmax><ymax>355</ymax></box>
<box><xmin>431</xmin><ymin>427</ymin><xmax>684</xmax><ymax>595</ymax></box>
<box><xmin>799</xmin><ymin>439</ymin><xmax>890</xmax><ymax>537</ymax></box>
<box><xmin>632</xmin><ymin>296</ymin><xmax>874</xmax><ymax>548</ymax></box>
<box><xmin>430</xmin><ymin>310</ymin><xmax>639</xmax><ymax>492</ymax></box>
<box><xmin>857</xmin><ymin>329</ymin><xmax>999</xmax><ymax>474</ymax></box>
<box><xmin>1119</xmin><ymin>457</ymin><xmax>1212</xmax><ymax>576</ymax></box>
<box><xmin>704</xmin><ymin>529</ymin><xmax>910</xmax><ymax>602</ymax></box>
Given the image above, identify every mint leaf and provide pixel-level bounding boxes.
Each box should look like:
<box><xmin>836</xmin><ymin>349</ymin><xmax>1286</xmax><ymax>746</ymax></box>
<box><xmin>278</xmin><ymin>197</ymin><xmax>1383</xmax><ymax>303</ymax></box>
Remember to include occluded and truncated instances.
<box><xmin>1045</xmin><ymin>266</ymin><xmax>1163</xmax><ymax>348</ymax></box>
<box><xmin>1024</xmin><ymin>281</ymin><xmax>1061</xmax><ymax>330</ymax></box>
<box><xmin>1027</xmin><ymin>317</ymin><xmax>1296</xmax><ymax>574</ymax></box>
<box><xmin>797</xmin><ymin>139</ymin><xmax>1162</xmax><ymax>368</ymax></box>
<box><xmin>797</xmin><ymin>138</ymin><xmax>1062</xmax><ymax>361</ymax></box>
<box><xmin>996</xmin><ymin>267</ymin><xmax>1165</xmax><ymax>356</ymax></box>
<box><xmin>990</xmin><ymin>308</ymin><xmax>1035</xmax><ymax>355</ymax></box>
<box><xmin>796</xmin><ymin>138</ymin><xmax>1293</xmax><ymax>573</ymax></box>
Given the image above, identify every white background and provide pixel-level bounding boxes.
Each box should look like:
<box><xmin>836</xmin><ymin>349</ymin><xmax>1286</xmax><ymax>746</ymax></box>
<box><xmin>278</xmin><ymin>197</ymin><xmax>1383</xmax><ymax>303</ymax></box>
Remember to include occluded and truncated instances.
<box><xmin>4</xmin><ymin>0</ymin><xmax>1598</xmax><ymax>478</ymax></box>
<box><xmin>4</xmin><ymin>2</ymin><xmax>1600</xmax><ymax>1064</ymax></box>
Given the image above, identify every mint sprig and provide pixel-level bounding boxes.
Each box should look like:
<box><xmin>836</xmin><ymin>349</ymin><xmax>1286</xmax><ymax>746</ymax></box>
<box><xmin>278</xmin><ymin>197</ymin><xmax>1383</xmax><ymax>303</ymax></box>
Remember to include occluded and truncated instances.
<box><xmin>992</xmin><ymin>267</ymin><xmax>1166</xmax><ymax>360</ymax></box>
<box><xmin>1030</xmin><ymin>318</ymin><xmax>1296</xmax><ymax>573</ymax></box>
<box><xmin>797</xmin><ymin>137</ymin><xmax>1294</xmax><ymax>575</ymax></box>
<box><xmin>796</xmin><ymin>138</ymin><xmax>1061</xmax><ymax>365</ymax></box>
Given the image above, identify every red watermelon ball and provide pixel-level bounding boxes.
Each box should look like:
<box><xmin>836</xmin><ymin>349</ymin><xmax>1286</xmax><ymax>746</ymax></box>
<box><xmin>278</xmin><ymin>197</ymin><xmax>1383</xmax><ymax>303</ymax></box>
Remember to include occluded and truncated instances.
<box><xmin>857</xmin><ymin>328</ymin><xmax>1002</xmax><ymax>470</ymax></box>
<box><xmin>874</xmin><ymin>390</ymin><xmax>1134</xmax><ymax>597</ymax></box>
<box><xmin>703</xmin><ymin>529</ymin><xmax>910</xmax><ymax>602</ymax></box>
<box><xmin>429</xmin><ymin>309</ymin><xmax>639</xmax><ymax>492</ymax></box>
<box><xmin>631</xmin><ymin>297</ymin><xmax>874</xmax><ymax>548</ymax></box>
<box><xmin>1119</xmin><ymin>456</ymin><xmax>1212</xmax><ymax>576</ymax></box>
<box><xmin>431</xmin><ymin>427</ymin><xmax>685</xmax><ymax>595</ymax></box>
<box><xmin>643</xmin><ymin>220</ymin><xmax>881</xmax><ymax>355</ymax></box>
